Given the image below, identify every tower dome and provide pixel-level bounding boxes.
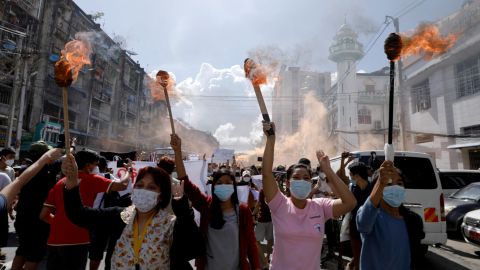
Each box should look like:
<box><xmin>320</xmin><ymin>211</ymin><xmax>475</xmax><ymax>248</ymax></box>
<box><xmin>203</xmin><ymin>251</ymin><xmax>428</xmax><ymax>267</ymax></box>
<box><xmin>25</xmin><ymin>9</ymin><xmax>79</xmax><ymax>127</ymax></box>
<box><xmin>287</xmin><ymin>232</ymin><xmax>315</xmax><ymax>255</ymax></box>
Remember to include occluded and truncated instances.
<box><xmin>328</xmin><ymin>23</ymin><xmax>364</xmax><ymax>62</ymax></box>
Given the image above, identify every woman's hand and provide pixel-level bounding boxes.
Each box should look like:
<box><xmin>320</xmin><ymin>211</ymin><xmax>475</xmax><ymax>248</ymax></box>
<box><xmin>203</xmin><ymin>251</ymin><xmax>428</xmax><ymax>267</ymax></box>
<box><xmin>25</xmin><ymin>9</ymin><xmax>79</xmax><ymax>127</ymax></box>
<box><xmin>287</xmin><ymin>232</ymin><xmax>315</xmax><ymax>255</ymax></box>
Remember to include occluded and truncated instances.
<box><xmin>62</xmin><ymin>154</ymin><xmax>79</xmax><ymax>189</ymax></box>
<box><xmin>170</xmin><ymin>134</ymin><xmax>182</xmax><ymax>153</ymax></box>
<box><xmin>378</xmin><ymin>161</ymin><xmax>398</xmax><ymax>186</ymax></box>
<box><xmin>316</xmin><ymin>150</ymin><xmax>332</xmax><ymax>173</ymax></box>
<box><xmin>262</xmin><ymin>121</ymin><xmax>275</xmax><ymax>140</ymax></box>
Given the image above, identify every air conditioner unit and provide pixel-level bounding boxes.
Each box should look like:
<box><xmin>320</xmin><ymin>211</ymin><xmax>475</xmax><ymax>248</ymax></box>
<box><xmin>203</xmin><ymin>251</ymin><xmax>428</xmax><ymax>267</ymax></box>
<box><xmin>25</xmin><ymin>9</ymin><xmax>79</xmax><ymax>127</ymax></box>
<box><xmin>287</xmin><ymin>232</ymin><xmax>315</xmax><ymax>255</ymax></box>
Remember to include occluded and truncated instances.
<box><xmin>374</xmin><ymin>120</ymin><xmax>381</xmax><ymax>130</ymax></box>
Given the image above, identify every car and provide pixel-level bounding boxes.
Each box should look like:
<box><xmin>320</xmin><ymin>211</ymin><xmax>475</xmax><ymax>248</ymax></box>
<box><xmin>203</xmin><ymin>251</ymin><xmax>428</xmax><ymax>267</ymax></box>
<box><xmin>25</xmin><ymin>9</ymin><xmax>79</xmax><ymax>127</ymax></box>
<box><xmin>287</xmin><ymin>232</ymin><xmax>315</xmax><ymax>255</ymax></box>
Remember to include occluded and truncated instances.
<box><xmin>439</xmin><ymin>169</ymin><xmax>480</xmax><ymax>197</ymax></box>
<box><xmin>461</xmin><ymin>209</ymin><xmax>480</xmax><ymax>247</ymax></box>
<box><xmin>445</xmin><ymin>183</ymin><xmax>480</xmax><ymax>235</ymax></box>
<box><xmin>330</xmin><ymin>150</ymin><xmax>447</xmax><ymax>254</ymax></box>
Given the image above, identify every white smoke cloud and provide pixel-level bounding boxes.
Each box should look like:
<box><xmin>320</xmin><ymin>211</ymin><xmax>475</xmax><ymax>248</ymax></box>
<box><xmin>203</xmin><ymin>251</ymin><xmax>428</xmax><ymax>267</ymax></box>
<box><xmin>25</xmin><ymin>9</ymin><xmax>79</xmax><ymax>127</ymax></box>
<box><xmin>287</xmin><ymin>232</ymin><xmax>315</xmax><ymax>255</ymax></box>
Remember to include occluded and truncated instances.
<box><xmin>170</xmin><ymin>63</ymin><xmax>273</xmax><ymax>151</ymax></box>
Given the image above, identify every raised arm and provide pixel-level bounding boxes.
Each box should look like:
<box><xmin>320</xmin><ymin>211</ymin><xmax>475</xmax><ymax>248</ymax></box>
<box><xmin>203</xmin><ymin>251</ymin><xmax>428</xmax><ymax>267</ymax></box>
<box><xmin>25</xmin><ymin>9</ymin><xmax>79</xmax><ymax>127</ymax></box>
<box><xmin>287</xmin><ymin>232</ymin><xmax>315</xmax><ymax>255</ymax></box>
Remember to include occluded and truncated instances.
<box><xmin>170</xmin><ymin>134</ymin><xmax>210</xmax><ymax>213</ymax></box>
<box><xmin>1</xmin><ymin>148</ymin><xmax>62</xmax><ymax>206</ymax></box>
<box><xmin>261</xmin><ymin>122</ymin><xmax>278</xmax><ymax>203</ymax></box>
<box><xmin>62</xmin><ymin>155</ymin><xmax>123</xmax><ymax>229</ymax></box>
<box><xmin>317</xmin><ymin>151</ymin><xmax>356</xmax><ymax>219</ymax></box>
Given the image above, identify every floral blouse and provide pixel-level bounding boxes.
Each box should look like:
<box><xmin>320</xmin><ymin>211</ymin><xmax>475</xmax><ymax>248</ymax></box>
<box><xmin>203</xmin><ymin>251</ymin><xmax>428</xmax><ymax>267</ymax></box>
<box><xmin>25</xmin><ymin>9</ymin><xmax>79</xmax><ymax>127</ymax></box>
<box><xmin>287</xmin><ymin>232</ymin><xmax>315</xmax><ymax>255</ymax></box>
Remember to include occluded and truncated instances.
<box><xmin>111</xmin><ymin>206</ymin><xmax>176</xmax><ymax>270</ymax></box>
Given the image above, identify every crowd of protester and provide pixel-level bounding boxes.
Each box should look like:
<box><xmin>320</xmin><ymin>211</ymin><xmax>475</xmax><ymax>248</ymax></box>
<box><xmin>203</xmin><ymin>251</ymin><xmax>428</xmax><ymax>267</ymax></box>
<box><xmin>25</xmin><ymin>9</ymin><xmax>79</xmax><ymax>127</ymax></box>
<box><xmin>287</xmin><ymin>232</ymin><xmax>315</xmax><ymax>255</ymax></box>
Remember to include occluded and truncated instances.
<box><xmin>0</xmin><ymin>120</ymin><xmax>425</xmax><ymax>270</ymax></box>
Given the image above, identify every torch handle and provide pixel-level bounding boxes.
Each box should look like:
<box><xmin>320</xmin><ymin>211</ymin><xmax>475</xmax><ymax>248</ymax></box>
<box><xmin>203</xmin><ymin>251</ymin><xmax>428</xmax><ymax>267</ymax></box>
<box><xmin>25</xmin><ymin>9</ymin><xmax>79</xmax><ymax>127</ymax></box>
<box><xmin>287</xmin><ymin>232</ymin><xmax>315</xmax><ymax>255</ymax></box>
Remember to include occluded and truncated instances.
<box><xmin>163</xmin><ymin>88</ymin><xmax>176</xmax><ymax>135</ymax></box>
<box><xmin>62</xmin><ymin>87</ymin><xmax>71</xmax><ymax>155</ymax></box>
<box><xmin>388</xmin><ymin>60</ymin><xmax>395</xmax><ymax>145</ymax></box>
<box><xmin>253</xmin><ymin>84</ymin><xmax>274</xmax><ymax>136</ymax></box>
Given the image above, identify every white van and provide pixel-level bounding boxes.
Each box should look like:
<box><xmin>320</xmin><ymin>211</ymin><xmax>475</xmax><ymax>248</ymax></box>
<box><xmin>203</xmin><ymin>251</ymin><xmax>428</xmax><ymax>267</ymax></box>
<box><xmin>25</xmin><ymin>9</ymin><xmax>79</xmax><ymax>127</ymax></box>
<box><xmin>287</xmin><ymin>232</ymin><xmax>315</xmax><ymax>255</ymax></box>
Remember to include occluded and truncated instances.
<box><xmin>330</xmin><ymin>150</ymin><xmax>447</xmax><ymax>252</ymax></box>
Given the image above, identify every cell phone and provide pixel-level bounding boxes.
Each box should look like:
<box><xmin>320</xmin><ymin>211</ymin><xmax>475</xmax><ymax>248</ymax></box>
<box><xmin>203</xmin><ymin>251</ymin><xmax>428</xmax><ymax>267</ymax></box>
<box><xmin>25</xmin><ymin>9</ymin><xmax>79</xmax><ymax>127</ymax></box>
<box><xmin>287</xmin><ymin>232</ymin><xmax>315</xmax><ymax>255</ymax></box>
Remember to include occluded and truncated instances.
<box><xmin>117</xmin><ymin>159</ymin><xmax>128</xmax><ymax>167</ymax></box>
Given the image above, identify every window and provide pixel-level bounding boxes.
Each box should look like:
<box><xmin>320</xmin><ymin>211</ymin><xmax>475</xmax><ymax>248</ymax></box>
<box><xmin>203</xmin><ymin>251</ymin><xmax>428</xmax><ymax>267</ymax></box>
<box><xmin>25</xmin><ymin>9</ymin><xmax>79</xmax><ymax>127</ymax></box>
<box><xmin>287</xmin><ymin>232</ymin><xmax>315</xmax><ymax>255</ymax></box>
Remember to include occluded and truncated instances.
<box><xmin>358</xmin><ymin>155</ymin><xmax>438</xmax><ymax>189</ymax></box>
<box><xmin>455</xmin><ymin>57</ymin><xmax>480</xmax><ymax>98</ymax></box>
<box><xmin>411</xmin><ymin>79</ymin><xmax>431</xmax><ymax>112</ymax></box>
<box><xmin>358</xmin><ymin>107</ymin><xmax>371</xmax><ymax>124</ymax></box>
<box><xmin>462</xmin><ymin>124</ymin><xmax>480</xmax><ymax>136</ymax></box>
<box><xmin>365</xmin><ymin>84</ymin><xmax>375</xmax><ymax>93</ymax></box>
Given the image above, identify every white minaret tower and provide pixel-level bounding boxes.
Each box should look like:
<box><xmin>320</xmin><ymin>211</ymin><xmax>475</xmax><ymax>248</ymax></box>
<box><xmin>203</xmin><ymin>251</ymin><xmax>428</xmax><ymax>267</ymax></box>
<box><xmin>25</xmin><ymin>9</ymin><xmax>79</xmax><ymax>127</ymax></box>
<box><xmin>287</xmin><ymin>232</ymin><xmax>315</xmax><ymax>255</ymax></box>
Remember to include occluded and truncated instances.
<box><xmin>329</xmin><ymin>22</ymin><xmax>364</xmax><ymax>151</ymax></box>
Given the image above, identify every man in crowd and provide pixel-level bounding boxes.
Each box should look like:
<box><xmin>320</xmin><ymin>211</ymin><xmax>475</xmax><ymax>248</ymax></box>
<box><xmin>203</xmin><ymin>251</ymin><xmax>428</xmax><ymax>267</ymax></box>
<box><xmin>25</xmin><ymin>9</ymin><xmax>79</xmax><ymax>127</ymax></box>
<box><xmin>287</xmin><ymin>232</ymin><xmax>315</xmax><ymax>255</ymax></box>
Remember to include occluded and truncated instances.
<box><xmin>40</xmin><ymin>150</ymin><xmax>129</xmax><ymax>270</ymax></box>
<box><xmin>0</xmin><ymin>148</ymin><xmax>16</xmax><ymax>181</ymax></box>
<box><xmin>11</xmin><ymin>142</ymin><xmax>63</xmax><ymax>270</ymax></box>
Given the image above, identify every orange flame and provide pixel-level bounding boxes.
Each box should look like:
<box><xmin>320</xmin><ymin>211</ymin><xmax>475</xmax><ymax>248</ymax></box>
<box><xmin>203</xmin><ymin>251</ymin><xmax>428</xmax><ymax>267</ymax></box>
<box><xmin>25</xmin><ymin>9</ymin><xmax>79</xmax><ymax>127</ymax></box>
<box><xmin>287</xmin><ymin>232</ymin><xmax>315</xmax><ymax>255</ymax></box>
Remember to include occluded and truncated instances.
<box><xmin>55</xmin><ymin>38</ymin><xmax>92</xmax><ymax>87</ymax></box>
<box><xmin>401</xmin><ymin>23</ymin><xmax>458</xmax><ymax>59</ymax></box>
<box><xmin>145</xmin><ymin>72</ymin><xmax>176</xmax><ymax>102</ymax></box>
<box><xmin>244</xmin><ymin>58</ymin><xmax>268</xmax><ymax>86</ymax></box>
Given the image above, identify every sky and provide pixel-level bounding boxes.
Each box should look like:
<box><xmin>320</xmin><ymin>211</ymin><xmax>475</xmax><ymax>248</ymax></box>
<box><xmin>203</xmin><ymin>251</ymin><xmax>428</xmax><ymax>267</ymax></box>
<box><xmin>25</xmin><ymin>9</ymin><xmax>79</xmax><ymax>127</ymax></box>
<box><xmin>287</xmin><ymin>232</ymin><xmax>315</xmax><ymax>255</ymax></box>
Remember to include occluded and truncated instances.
<box><xmin>74</xmin><ymin>0</ymin><xmax>464</xmax><ymax>152</ymax></box>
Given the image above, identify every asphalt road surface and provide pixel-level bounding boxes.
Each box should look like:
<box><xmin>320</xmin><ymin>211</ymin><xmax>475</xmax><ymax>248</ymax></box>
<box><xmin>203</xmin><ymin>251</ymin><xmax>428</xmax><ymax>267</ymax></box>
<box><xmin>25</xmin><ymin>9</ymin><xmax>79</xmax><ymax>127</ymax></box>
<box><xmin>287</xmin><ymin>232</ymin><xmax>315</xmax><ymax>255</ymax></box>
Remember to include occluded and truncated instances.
<box><xmin>2</xmin><ymin>219</ymin><xmax>480</xmax><ymax>270</ymax></box>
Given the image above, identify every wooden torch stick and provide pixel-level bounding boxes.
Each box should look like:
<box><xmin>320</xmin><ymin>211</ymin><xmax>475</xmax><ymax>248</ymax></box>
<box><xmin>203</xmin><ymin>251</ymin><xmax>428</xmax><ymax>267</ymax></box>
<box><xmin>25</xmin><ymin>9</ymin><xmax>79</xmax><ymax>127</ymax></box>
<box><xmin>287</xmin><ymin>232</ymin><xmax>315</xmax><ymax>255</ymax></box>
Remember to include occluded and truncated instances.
<box><xmin>244</xmin><ymin>58</ymin><xmax>274</xmax><ymax>136</ymax></box>
<box><xmin>163</xmin><ymin>87</ymin><xmax>176</xmax><ymax>135</ymax></box>
<box><xmin>62</xmin><ymin>87</ymin><xmax>71</xmax><ymax>155</ymax></box>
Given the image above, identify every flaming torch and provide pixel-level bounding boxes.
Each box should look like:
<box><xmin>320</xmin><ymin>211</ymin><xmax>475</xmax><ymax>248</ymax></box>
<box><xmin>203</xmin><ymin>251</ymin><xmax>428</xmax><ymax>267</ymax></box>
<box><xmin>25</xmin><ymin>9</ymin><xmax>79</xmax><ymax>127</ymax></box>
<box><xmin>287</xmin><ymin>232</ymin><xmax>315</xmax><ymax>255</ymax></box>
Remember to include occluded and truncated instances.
<box><xmin>383</xmin><ymin>23</ymin><xmax>458</xmax><ymax>161</ymax></box>
<box><xmin>244</xmin><ymin>58</ymin><xmax>274</xmax><ymax>135</ymax></box>
<box><xmin>384</xmin><ymin>33</ymin><xmax>402</xmax><ymax>161</ymax></box>
<box><xmin>156</xmin><ymin>70</ymin><xmax>175</xmax><ymax>135</ymax></box>
<box><xmin>54</xmin><ymin>38</ymin><xmax>91</xmax><ymax>155</ymax></box>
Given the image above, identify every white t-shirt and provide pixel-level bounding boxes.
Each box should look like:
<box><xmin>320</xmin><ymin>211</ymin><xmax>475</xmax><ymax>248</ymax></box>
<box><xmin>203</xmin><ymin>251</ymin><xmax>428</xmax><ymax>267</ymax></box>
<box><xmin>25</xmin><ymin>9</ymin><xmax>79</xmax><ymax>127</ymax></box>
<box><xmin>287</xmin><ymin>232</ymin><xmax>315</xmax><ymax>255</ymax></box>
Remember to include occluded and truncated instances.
<box><xmin>0</xmin><ymin>172</ymin><xmax>11</xmax><ymax>190</ymax></box>
<box><xmin>0</xmin><ymin>167</ymin><xmax>15</xmax><ymax>182</ymax></box>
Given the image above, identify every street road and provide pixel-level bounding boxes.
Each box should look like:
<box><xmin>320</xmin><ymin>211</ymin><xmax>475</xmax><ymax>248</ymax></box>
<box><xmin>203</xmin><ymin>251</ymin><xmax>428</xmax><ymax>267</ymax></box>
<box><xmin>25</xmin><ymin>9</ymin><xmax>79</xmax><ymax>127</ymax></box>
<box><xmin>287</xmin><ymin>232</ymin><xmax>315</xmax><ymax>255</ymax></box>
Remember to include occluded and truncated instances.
<box><xmin>2</xmin><ymin>219</ymin><xmax>479</xmax><ymax>269</ymax></box>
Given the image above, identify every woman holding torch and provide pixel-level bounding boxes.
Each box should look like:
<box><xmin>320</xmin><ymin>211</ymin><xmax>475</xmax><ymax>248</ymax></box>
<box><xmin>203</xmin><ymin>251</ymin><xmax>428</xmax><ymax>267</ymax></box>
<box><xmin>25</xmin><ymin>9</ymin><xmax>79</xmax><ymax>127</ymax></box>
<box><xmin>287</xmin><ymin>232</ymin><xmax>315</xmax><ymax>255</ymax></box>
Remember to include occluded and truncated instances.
<box><xmin>261</xmin><ymin>122</ymin><xmax>356</xmax><ymax>270</ymax></box>
<box><xmin>170</xmin><ymin>134</ymin><xmax>261</xmax><ymax>270</ymax></box>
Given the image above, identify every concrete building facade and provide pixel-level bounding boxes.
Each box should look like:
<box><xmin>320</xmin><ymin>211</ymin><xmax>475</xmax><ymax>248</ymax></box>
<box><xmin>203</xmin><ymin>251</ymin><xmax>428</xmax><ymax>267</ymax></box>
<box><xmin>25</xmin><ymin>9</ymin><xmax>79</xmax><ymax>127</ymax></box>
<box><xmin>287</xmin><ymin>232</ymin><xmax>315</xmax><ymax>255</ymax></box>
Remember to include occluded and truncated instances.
<box><xmin>326</xmin><ymin>23</ymin><xmax>396</xmax><ymax>153</ymax></box>
<box><xmin>403</xmin><ymin>0</ymin><xmax>480</xmax><ymax>169</ymax></box>
<box><xmin>272</xmin><ymin>66</ymin><xmax>331</xmax><ymax>137</ymax></box>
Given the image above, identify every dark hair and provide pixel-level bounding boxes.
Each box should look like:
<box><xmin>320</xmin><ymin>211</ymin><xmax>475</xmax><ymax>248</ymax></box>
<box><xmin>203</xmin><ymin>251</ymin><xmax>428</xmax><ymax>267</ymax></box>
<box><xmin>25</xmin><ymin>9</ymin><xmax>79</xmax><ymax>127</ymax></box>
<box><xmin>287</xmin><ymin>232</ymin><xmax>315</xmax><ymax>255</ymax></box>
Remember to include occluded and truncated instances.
<box><xmin>286</xmin><ymin>163</ymin><xmax>312</xmax><ymax>179</ymax></box>
<box><xmin>298</xmin><ymin>158</ymin><xmax>311</xmax><ymax>167</ymax></box>
<box><xmin>75</xmin><ymin>150</ymin><xmax>100</xmax><ymax>170</ymax></box>
<box><xmin>0</xmin><ymin>147</ymin><xmax>15</xmax><ymax>157</ymax></box>
<box><xmin>210</xmin><ymin>168</ymin><xmax>239</xmax><ymax>229</ymax></box>
<box><xmin>135</xmin><ymin>166</ymin><xmax>171</xmax><ymax>210</ymax></box>
<box><xmin>98</xmin><ymin>156</ymin><xmax>108</xmax><ymax>171</ymax></box>
<box><xmin>157</xmin><ymin>156</ymin><xmax>175</xmax><ymax>175</ymax></box>
<box><xmin>348</xmin><ymin>162</ymin><xmax>369</xmax><ymax>181</ymax></box>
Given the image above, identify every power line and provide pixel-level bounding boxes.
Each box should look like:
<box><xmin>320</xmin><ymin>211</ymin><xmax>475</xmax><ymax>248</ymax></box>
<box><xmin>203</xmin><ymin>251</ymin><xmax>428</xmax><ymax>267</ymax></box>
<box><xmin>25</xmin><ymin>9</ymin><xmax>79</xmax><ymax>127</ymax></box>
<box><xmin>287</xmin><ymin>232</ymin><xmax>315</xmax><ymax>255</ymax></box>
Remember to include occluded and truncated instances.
<box><xmin>397</xmin><ymin>0</ymin><xmax>426</xmax><ymax>18</ymax></box>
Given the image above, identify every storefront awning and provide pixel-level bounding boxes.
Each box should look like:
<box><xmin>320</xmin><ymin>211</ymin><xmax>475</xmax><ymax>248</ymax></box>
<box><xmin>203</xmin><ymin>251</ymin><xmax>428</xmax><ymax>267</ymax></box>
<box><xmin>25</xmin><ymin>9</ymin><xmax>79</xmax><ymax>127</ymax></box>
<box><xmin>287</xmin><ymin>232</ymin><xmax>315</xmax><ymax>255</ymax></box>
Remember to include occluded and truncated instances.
<box><xmin>447</xmin><ymin>142</ymin><xmax>480</xmax><ymax>149</ymax></box>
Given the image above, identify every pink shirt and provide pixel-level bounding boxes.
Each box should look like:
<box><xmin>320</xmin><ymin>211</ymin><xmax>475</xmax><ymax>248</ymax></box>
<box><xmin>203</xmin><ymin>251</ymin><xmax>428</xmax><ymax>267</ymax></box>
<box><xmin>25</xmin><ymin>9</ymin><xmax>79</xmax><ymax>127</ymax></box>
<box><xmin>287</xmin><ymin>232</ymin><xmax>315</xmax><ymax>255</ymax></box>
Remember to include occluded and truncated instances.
<box><xmin>268</xmin><ymin>191</ymin><xmax>334</xmax><ymax>270</ymax></box>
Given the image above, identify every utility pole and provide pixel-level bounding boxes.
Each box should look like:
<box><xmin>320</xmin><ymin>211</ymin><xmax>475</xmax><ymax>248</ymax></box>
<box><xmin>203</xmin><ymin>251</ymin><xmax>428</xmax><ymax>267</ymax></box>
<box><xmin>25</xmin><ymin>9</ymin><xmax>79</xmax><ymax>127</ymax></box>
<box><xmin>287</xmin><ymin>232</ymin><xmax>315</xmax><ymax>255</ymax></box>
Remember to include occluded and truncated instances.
<box><xmin>14</xmin><ymin>60</ymin><xmax>29</xmax><ymax>159</ymax></box>
<box><xmin>386</xmin><ymin>16</ymin><xmax>407</xmax><ymax>151</ymax></box>
<box><xmin>6</xmin><ymin>38</ymin><xmax>24</xmax><ymax>149</ymax></box>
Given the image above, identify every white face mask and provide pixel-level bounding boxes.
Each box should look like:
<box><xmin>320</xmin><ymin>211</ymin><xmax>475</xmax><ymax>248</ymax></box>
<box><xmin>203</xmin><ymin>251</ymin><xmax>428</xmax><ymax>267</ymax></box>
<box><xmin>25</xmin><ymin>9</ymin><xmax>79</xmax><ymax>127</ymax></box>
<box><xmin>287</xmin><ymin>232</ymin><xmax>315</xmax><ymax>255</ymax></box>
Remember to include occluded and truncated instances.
<box><xmin>91</xmin><ymin>166</ymin><xmax>100</xmax><ymax>175</ymax></box>
<box><xmin>131</xmin><ymin>189</ymin><xmax>160</xmax><ymax>213</ymax></box>
<box><xmin>6</xmin><ymin>159</ymin><xmax>14</xmax><ymax>167</ymax></box>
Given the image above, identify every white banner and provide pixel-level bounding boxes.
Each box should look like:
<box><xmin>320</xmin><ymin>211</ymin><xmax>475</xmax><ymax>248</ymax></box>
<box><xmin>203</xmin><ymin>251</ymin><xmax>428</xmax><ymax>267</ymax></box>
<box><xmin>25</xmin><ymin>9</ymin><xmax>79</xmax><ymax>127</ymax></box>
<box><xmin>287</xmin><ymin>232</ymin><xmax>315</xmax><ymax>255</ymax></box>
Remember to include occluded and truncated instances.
<box><xmin>211</xmin><ymin>149</ymin><xmax>235</xmax><ymax>163</ymax></box>
<box><xmin>107</xmin><ymin>160</ymin><xmax>209</xmax><ymax>194</ymax></box>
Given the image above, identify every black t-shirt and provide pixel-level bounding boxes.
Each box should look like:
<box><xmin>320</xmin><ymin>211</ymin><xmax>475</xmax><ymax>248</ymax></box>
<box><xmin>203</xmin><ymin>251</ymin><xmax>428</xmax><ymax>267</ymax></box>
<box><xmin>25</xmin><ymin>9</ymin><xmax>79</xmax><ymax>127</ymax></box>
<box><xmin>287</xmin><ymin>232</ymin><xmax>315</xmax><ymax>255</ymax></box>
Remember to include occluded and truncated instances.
<box><xmin>349</xmin><ymin>182</ymin><xmax>373</xmax><ymax>235</ymax></box>
<box><xmin>15</xmin><ymin>161</ymin><xmax>61</xmax><ymax>222</ymax></box>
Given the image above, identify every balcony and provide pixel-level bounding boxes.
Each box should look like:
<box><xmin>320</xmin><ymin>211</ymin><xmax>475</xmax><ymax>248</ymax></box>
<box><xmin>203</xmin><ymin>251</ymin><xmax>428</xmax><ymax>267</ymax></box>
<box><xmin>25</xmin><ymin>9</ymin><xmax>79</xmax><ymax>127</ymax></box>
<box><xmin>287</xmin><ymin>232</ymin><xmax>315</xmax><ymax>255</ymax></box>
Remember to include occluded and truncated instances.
<box><xmin>90</xmin><ymin>108</ymin><xmax>110</xmax><ymax>121</ymax></box>
<box><xmin>92</xmin><ymin>91</ymin><xmax>112</xmax><ymax>104</ymax></box>
<box><xmin>357</xmin><ymin>92</ymin><xmax>387</xmax><ymax>105</ymax></box>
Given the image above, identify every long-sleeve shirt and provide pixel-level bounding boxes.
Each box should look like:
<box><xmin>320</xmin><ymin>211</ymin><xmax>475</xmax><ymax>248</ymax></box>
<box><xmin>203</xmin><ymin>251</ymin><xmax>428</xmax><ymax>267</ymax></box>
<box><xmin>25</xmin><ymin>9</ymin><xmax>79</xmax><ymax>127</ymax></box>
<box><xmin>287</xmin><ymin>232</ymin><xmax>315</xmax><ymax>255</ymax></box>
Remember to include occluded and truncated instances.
<box><xmin>63</xmin><ymin>186</ymin><xmax>204</xmax><ymax>270</ymax></box>
<box><xmin>356</xmin><ymin>198</ymin><xmax>410</xmax><ymax>270</ymax></box>
<box><xmin>181</xmin><ymin>175</ymin><xmax>260</xmax><ymax>270</ymax></box>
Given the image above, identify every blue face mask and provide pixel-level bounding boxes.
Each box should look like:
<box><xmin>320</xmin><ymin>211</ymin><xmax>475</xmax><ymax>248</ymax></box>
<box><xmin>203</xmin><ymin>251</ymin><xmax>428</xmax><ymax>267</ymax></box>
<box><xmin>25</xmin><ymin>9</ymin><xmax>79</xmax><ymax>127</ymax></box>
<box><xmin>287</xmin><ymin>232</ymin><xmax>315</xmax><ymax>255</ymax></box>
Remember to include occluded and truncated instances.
<box><xmin>349</xmin><ymin>176</ymin><xmax>357</xmax><ymax>186</ymax></box>
<box><xmin>383</xmin><ymin>185</ymin><xmax>406</xmax><ymax>207</ymax></box>
<box><xmin>214</xmin><ymin>184</ymin><xmax>234</xmax><ymax>202</ymax></box>
<box><xmin>290</xmin><ymin>179</ymin><xmax>312</xmax><ymax>200</ymax></box>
